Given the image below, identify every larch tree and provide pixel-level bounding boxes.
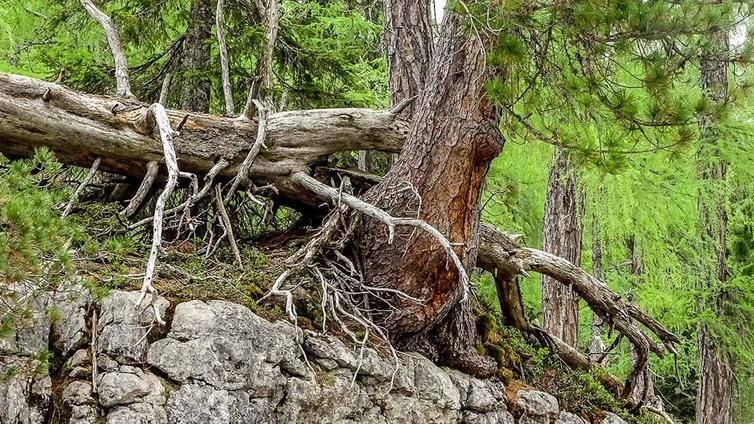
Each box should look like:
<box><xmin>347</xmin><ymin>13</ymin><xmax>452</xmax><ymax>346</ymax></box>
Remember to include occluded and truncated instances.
<box><xmin>696</xmin><ymin>27</ymin><xmax>734</xmax><ymax>424</ymax></box>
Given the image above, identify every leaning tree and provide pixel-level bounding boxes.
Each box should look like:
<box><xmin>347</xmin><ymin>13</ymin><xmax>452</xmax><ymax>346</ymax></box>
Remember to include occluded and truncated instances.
<box><xmin>0</xmin><ymin>0</ymin><xmax>684</xmax><ymax>408</ymax></box>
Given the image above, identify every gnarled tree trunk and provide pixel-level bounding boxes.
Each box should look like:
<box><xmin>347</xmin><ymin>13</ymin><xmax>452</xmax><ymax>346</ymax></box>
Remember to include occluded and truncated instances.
<box><xmin>696</xmin><ymin>30</ymin><xmax>733</xmax><ymax>424</ymax></box>
<box><xmin>541</xmin><ymin>149</ymin><xmax>584</xmax><ymax>347</ymax></box>
<box><xmin>358</xmin><ymin>11</ymin><xmax>502</xmax><ymax>377</ymax></box>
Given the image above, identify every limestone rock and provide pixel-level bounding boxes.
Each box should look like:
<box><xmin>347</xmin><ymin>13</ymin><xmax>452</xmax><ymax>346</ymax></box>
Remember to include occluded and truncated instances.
<box><xmin>462</xmin><ymin>410</ymin><xmax>516</xmax><ymax>424</ymax></box>
<box><xmin>52</xmin><ymin>280</ymin><xmax>92</xmax><ymax>356</ymax></box>
<box><xmin>98</xmin><ymin>366</ymin><xmax>166</xmax><ymax>407</ymax></box>
<box><xmin>0</xmin><ymin>356</ymin><xmax>51</xmax><ymax>424</ymax></box>
<box><xmin>63</xmin><ymin>381</ymin><xmax>98</xmax><ymax>424</ymax></box>
<box><xmin>98</xmin><ymin>291</ymin><xmax>169</xmax><ymax>364</ymax></box>
<box><xmin>600</xmin><ymin>412</ymin><xmax>629</xmax><ymax>424</ymax></box>
<box><xmin>515</xmin><ymin>389</ymin><xmax>560</xmax><ymax>424</ymax></box>
<box><xmin>165</xmin><ymin>384</ymin><xmax>274</xmax><ymax>424</ymax></box>
<box><xmin>107</xmin><ymin>402</ymin><xmax>167</xmax><ymax>424</ymax></box>
<box><xmin>556</xmin><ymin>411</ymin><xmax>587</xmax><ymax>424</ymax></box>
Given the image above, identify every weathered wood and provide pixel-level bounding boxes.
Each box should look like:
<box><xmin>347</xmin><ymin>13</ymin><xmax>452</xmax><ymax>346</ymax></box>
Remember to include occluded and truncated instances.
<box><xmin>541</xmin><ymin>149</ymin><xmax>584</xmax><ymax>347</ymax></box>
<box><xmin>0</xmin><ymin>72</ymin><xmax>407</xmax><ymax>204</ymax></box>
<box><xmin>80</xmin><ymin>0</ymin><xmax>132</xmax><ymax>98</ymax></box>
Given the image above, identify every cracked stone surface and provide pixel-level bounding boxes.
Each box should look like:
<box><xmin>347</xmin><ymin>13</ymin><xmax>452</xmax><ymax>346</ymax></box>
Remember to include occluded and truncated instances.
<box><xmin>2</xmin><ymin>288</ymin><xmax>608</xmax><ymax>423</ymax></box>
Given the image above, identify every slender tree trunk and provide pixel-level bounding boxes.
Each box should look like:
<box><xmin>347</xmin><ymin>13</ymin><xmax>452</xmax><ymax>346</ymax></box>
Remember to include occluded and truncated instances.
<box><xmin>626</xmin><ymin>238</ymin><xmax>661</xmax><ymax>407</ymax></box>
<box><xmin>181</xmin><ymin>0</ymin><xmax>213</xmax><ymax>112</ymax></box>
<box><xmin>360</xmin><ymin>0</ymin><xmax>435</xmax><ymax>172</ymax></box>
<box><xmin>696</xmin><ymin>30</ymin><xmax>733</xmax><ymax>424</ymax></box>
<box><xmin>541</xmin><ymin>149</ymin><xmax>584</xmax><ymax>347</ymax></box>
<box><xmin>358</xmin><ymin>11</ymin><xmax>502</xmax><ymax>377</ymax></box>
<box><xmin>589</xmin><ymin>211</ymin><xmax>607</xmax><ymax>365</ymax></box>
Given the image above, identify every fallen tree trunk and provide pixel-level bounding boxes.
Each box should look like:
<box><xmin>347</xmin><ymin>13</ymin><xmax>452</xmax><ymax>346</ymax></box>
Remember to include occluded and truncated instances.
<box><xmin>0</xmin><ymin>72</ymin><xmax>406</xmax><ymax>206</ymax></box>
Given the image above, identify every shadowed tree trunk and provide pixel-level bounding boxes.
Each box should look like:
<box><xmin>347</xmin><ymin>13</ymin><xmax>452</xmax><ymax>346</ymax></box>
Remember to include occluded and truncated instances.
<box><xmin>181</xmin><ymin>0</ymin><xmax>213</xmax><ymax>112</ymax></box>
<box><xmin>541</xmin><ymin>149</ymin><xmax>584</xmax><ymax>347</ymax></box>
<box><xmin>358</xmin><ymin>10</ymin><xmax>502</xmax><ymax>377</ymax></box>
<box><xmin>625</xmin><ymin>238</ymin><xmax>662</xmax><ymax>409</ymax></box>
<box><xmin>696</xmin><ymin>29</ymin><xmax>733</xmax><ymax>424</ymax></box>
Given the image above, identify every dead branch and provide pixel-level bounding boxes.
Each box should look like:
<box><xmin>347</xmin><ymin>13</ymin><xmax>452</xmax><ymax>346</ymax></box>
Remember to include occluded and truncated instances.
<box><xmin>214</xmin><ymin>184</ymin><xmax>243</xmax><ymax>268</ymax></box>
<box><xmin>136</xmin><ymin>103</ymin><xmax>179</xmax><ymax>325</ymax></box>
<box><xmin>478</xmin><ymin>223</ymin><xmax>680</xmax><ymax>402</ymax></box>
<box><xmin>62</xmin><ymin>157</ymin><xmax>101</xmax><ymax>218</ymax></box>
<box><xmin>123</xmin><ymin>160</ymin><xmax>159</xmax><ymax>217</ymax></box>
<box><xmin>80</xmin><ymin>0</ymin><xmax>133</xmax><ymax>98</ymax></box>
<box><xmin>158</xmin><ymin>73</ymin><xmax>172</xmax><ymax>106</ymax></box>
<box><xmin>216</xmin><ymin>0</ymin><xmax>234</xmax><ymax>115</ymax></box>
<box><xmin>227</xmin><ymin>99</ymin><xmax>268</xmax><ymax>198</ymax></box>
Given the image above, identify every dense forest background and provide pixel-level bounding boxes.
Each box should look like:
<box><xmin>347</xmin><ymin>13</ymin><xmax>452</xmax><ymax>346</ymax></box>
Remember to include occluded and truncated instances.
<box><xmin>3</xmin><ymin>0</ymin><xmax>754</xmax><ymax>422</ymax></box>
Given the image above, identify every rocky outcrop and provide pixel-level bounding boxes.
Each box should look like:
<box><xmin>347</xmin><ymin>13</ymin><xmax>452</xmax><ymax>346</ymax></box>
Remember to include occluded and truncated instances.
<box><xmin>0</xmin><ymin>288</ymin><xmax>627</xmax><ymax>424</ymax></box>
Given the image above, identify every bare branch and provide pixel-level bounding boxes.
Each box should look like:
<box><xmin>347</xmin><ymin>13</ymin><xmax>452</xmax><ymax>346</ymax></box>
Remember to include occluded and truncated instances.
<box><xmin>227</xmin><ymin>99</ymin><xmax>268</xmax><ymax>198</ymax></box>
<box><xmin>123</xmin><ymin>161</ymin><xmax>159</xmax><ymax>217</ymax></box>
<box><xmin>62</xmin><ymin>157</ymin><xmax>101</xmax><ymax>218</ymax></box>
<box><xmin>80</xmin><ymin>0</ymin><xmax>133</xmax><ymax>98</ymax></box>
<box><xmin>214</xmin><ymin>184</ymin><xmax>243</xmax><ymax>268</ymax></box>
<box><xmin>216</xmin><ymin>0</ymin><xmax>234</xmax><ymax>115</ymax></box>
<box><xmin>158</xmin><ymin>73</ymin><xmax>172</xmax><ymax>106</ymax></box>
<box><xmin>136</xmin><ymin>103</ymin><xmax>179</xmax><ymax>325</ymax></box>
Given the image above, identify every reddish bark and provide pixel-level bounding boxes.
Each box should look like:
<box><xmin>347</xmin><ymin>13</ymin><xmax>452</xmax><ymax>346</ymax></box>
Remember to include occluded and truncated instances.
<box><xmin>359</xmin><ymin>12</ymin><xmax>503</xmax><ymax>376</ymax></box>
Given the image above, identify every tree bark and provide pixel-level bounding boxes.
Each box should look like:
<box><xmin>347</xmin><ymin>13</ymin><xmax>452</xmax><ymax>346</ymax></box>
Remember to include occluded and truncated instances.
<box><xmin>384</xmin><ymin>0</ymin><xmax>433</xmax><ymax>119</ymax></box>
<box><xmin>696</xmin><ymin>29</ymin><xmax>733</xmax><ymax>424</ymax></box>
<box><xmin>541</xmin><ymin>149</ymin><xmax>584</xmax><ymax>347</ymax></box>
<box><xmin>359</xmin><ymin>0</ymin><xmax>435</xmax><ymax>172</ymax></box>
<box><xmin>181</xmin><ymin>0</ymin><xmax>214</xmax><ymax>112</ymax></box>
<box><xmin>358</xmin><ymin>11</ymin><xmax>503</xmax><ymax>377</ymax></box>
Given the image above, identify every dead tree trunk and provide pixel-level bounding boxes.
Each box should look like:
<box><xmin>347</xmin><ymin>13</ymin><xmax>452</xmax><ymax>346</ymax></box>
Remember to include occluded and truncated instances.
<box><xmin>626</xmin><ymin>238</ymin><xmax>660</xmax><ymax>408</ymax></box>
<box><xmin>358</xmin><ymin>11</ymin><xmax>503</xmax><ymax>377</ymax></box>
<box><xmin>696</xmin><ymin>30</ymin><xmax>733</xmax><ymax>424</ymax></box>
<box><xmin>181</xmin><ymin>0</ymin><xmax>213</xmax><ymax>112</ymax></box>
<box><xmin>541</xmin><ymin>149</ymin><xmax>584</xmax><ymax>347</ymax></box>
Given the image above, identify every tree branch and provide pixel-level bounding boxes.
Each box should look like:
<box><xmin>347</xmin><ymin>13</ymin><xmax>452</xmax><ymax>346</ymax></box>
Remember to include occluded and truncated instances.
<box><xmin>80</xmin><ymin>0</ymin><xmax>133</xmax><ymax>98</ymax></box>
<box><xmin>216</xmin><ymin>0</ymin><xmax>234</xmax><ymax>115</ymax></box>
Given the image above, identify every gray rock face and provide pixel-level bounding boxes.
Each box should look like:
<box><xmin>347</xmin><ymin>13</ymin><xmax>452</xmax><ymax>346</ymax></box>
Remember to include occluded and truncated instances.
<box><xmin>52</xmin><ymin>280</ymin><xmax>92</xmax><ymax>356</ymax></box>
<box><xmin>600</xmin><ymin>412</ymin><xmax>629</xmax><ymax>424</ymax></box>
<box><xmin>556</xmin><ymin>411</ymin><xmax>587</xmax><ymax>424</ymax></box>
<box><xmin>515</xmin><ymin>389</ymin><xmax>560</xmax><ymax>424</ymax></box>
<box><xmin>0</xmin><ymin>358</ymin><xmax>50</xmax><ymax>424</ymax></box>
<box><xmin>98</xmin><ymin>291</ymin><xmax>169</xmax><ymax>364</ymax></box>
<box><xmin>3</xmin><ymin>288</ymin><xmax>607</xmax><ymax>424</ymax></box>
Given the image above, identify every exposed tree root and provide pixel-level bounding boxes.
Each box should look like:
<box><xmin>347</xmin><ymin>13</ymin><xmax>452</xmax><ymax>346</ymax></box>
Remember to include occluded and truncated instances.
<box><xmin>478</xmin><ymin>223</ymin><xmax>680</xmax><ymax>407</ymax></box>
